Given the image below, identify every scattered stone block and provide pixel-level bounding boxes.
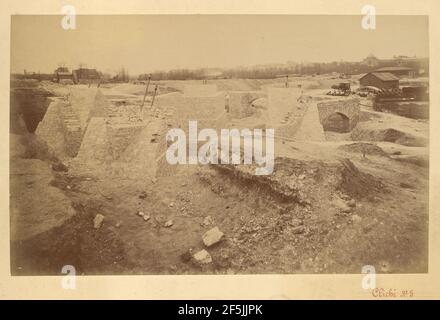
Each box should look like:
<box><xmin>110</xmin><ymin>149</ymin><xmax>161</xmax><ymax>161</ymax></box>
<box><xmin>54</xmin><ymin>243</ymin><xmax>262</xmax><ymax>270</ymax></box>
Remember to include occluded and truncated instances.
<box><xmin>332</xmin><ymin>197</ymin><xmax>351</xmax><ymax>213</ymax></box>
<box><xmin>93</xmin><ymin>214</ymin><xmax>105</xmax><ymax>229</ymax></box>
<box><xmin>51</xmin><ymin>161</ymin><xmax>68</xmax><ymax>172</ymax></box>
<box><xmin>202</xmin><ymin>227</ymin><xmax>224</xmax><ymax>247</ymax></box>
<box><xmin>193</xmin><ymin>249</ymin><xmax>212</xmax><ymax>264</ymax></box>
<box><xmin>164</xmin><ymin>220</ymin><xmax>174</xmax><ymax>227</ymax></box>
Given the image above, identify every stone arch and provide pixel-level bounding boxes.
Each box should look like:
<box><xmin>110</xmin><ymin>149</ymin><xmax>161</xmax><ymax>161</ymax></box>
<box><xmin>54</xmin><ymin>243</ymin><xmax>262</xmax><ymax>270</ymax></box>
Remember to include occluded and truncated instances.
<box><xmin>322</xmin><ymin>112</ymin><xmax>350</xmax><ymax>133</ymax></box>
<box><xmin>317</xmin><ymin>98</ymin><xmax>360</xmax><ymax>132</ymax></box>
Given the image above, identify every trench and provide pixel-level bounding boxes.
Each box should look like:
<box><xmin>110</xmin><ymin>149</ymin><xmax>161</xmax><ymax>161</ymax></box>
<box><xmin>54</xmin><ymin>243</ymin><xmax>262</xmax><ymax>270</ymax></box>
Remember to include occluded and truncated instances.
<box><xmin>10</xmin><ymin>85</ymin><xmax>53</xmax><ymax>134</ymax></box>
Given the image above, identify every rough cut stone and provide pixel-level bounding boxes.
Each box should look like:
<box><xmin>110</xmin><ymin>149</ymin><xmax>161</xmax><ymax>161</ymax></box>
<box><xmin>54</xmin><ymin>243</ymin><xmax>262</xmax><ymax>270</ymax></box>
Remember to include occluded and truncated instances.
<box><xmin>93</xmin><ymin>214</ymin><xmax>105</xmax><ymax>229</ymax></box>
<box><xmin>164</xmin><ymin>220</ymin><xmax>174</xmax><ymax>227</ymax></box>
<box><xmin>332</xmin><ymin>197</ymin><xmax>351</xmax><ymax>213</ymax></box>
<box><xmin>193</xmin><ymin>249</ymin><xmax>212</xmax><ymax>264</ymax></box>
<box><xmin>202</xmin><ymin>227</ymin><xmax>224</xmax><ymax>247</ymax></box>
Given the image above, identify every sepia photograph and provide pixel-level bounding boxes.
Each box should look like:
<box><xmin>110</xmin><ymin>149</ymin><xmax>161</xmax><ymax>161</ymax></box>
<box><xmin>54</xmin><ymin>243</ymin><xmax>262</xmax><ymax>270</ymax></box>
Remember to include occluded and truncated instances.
<box><xmin>9</xmin><ymin>14</ymin><xmax>429</xmax><ymax>278</ymax></box>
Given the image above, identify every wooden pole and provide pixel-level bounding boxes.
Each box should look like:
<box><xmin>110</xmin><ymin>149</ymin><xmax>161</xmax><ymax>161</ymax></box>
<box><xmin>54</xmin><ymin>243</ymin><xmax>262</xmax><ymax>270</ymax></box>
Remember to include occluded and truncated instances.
<box><xmin>141</xmin><ymin>75</ymin><xmax>151</xmax><ymax>109</ymax></box>
<box><xmin>150</xmin><ymin>85</ymin><xmax>158</xmax><ymax>107</ymax></box>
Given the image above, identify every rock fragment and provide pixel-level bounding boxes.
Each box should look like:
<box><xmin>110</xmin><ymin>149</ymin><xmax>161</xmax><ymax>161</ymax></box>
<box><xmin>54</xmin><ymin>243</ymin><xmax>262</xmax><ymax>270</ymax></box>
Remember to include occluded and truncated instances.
<box><xmin>51</xmin><ymin>161</ymin><xmax>68</xmax><ymax>172</ymax></box>
<box><xmin>290</xmin><ymin>218</ymin><xmax>303</xmax><ymax>227</ymax></box>
<box><xmin>193</xmin><ymin>249</ymin><xmax>212</xmax><ymax>264</ymax></box>
<box><xmin>164</xmin><ymin>220</ymin><xmax>174</xmax><ymax>227</ymax></box>
<box><xmin>202</xmin><ymin>216</ymin><xmax>214</xmax><ymax>227</ymax></box>
<box><xmin>202</xmin><ymin>227</ymin><xmax>224</xmax><ymax>247</ymax></box>
<box><xmin>93</xmin><ymin>214</ymin><xmax>105</xmax><ymax>229</ymax></box>
<box><xmin>332</xmin><ymin>197</ymin><xmax>351</xmax><ymax>213</ymax></box>
<box><xmin>139</xmin><ymin>191</ymin><xmax>147</xmax><ymax>199</ymax></box>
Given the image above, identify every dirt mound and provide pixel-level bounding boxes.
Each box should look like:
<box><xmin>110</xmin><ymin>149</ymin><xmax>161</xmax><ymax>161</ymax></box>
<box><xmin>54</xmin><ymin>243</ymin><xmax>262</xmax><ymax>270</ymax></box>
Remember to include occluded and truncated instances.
<box><xmin>337</xmin><ymin>158</ymin><xmax>386</xmax><ymax>199</ymax></box>
<box><xmin>395</xmin><ymin>154</ymin><xmax>429</xmax><ymax>168</ymax></box>
<box><xmin>200</xmin><ymin>157</ymin><xmax>384</xmax><ymax>203</ymax></box>
<box><xmin>351</xmin><ymin>127</ymin><xmax>427</xmax><ymax>147</ymax></box>
<box><xmin>11</xmin><ymin>200</ymin><xmax>129</xmax><ymax>275</ymax></box>
<box><xmin>338</xmin><ymin>142</ymin><xmax>389</xmax><ymax>157</ymax></box>
<box><xmin>10</xmin><ymin>157</ymin><xmax>76</xmax><ymax>242</ymax></box>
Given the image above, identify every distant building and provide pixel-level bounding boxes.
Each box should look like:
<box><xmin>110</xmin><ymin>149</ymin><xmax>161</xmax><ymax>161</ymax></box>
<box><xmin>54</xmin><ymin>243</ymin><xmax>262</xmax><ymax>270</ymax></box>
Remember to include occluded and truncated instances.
<box><xmin>72</xmin><ymin>68</ymin><xmax>100</xmax><ymax>84</ymax></box>
<box><xmin>359</xmin><ymin>72</ymin><xmax>399</xmax><ymax>90</ymax></box>
<box><xmin>361</xmin><ymin>54</ymin><xmax>428</xmax><ymax>76</ymax></box>
<box><xmin>54</xmin><ymin>67</ymin><xmax>73</xmax><ymax>83</ymax></box>
<box><xmin>374</xmin><ymin>66</ymin><xmax>416</xmax><ymax>78</ymax></box>
<box><xmin>55</xmin><ymin>67</ymin><xmax>69</xmax><ymax>73</ymax></box>
<box><xmin>362</xmin><ymin>54</ymin><xmax>381</xmax><ymax>68</ymax></box>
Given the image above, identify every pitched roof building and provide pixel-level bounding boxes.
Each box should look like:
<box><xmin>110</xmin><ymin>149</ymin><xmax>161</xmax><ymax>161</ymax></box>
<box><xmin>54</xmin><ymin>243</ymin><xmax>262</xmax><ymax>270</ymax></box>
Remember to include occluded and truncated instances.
<box><xmin>374</xmin><ymin>66</ymin><xmax>416</xmax><ymax>78</ymax></box>
<box><xmin>359</xmin><ymin>72</ymin><xmax>399</xmax><ymax>90</ymax></box>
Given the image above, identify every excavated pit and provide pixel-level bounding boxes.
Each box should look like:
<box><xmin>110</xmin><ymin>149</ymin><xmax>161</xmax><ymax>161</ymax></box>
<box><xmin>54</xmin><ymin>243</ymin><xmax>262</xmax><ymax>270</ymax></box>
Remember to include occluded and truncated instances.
<box><xmin>10</xmin><ymin>85</ymin><xmax>53</xmax><ymax>133</ymax></box>
<box><xmin>199</xmin><ymin>157</ymin><xmax>385</xmax><ymax>204</ymax></box>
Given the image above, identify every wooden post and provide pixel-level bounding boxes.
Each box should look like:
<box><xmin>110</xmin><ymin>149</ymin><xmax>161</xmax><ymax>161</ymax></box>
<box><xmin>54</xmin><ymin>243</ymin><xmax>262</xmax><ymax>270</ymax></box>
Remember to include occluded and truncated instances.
<box><xmin>151</xmin><ymin>85</ymin><xmax>158</xmax><ymax>107</ymax></box>
<box><xmin>141</xmin><ymin>75</ymin><xmax>151</xmax><ymax>109</ymax></box>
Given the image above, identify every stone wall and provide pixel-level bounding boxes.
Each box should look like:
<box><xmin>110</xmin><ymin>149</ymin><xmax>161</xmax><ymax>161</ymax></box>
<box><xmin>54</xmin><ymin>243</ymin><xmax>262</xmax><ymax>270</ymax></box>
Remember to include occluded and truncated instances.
<box><xmin>59</xmin><ymin>102</ymin><xmax>82</xmax><ymax>157</ymax></box>
<box><xmin>114</xmin><ymin>119</ymin><xmax>169</xmax><ymax>179</ymax></box>
<box><xmin>71</xmin><ymin>116</ymin><xmax>169</xmax><ymax>179</ymax></box>
<box><xmin>73</xmin><ymin>117</ymin><xmax>109</xmax><ymax>168</ymax></box>
<box><xmin>107</xmin><ymin>123</ymin><xmax>145</xmax><ymax>160</ymax></box>
<box><xmin>35</xmin><ymin>99</ymin><xmax>67</xmax><ymax>158</ymax></box>
<box><xmin>156</xmin><ymin>92</ymin><xmax>226</xmax><ymax>131</ymax></box>
<box><xmin>36</xmin><ymin>88</ymin><xmax>111</xmax><ymax>159</ymax></box>
<box><xmin>292</xmin><ymin>103</ymin><xmax>325</xmax><ymax>141</ymax></box>
<box><xmin>317</xmin><ymin>98</ymin><xmax>360</xmax><ymax>131</ymax></box>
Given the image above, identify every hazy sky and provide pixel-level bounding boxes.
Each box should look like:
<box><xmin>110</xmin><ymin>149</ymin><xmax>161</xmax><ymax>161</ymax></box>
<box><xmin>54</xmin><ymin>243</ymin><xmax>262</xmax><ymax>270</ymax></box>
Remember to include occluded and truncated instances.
<box><xmin>11</xmin><ymin>15</ymin><xmax>429</xmax><ymax>74</ymax></box>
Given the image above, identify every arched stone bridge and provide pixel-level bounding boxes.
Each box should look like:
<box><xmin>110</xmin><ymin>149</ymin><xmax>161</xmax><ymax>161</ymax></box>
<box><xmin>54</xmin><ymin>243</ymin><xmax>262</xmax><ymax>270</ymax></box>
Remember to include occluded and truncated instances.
<box><xmin>317</xmin><ymin>98</ymin><xmax>360</xmax><ymax>132</ymax></box>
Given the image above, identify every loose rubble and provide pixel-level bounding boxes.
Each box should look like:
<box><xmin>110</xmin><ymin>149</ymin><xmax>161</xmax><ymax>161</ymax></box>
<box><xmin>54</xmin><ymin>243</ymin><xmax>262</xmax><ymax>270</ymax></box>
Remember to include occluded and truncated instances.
<box><xmin>202</xmin><ymin>227</ymin><xmax>224</xmax><ymax>247</ymax></box>
<box><xmin>193</xmin><ymin>249</ymin><xmax>212</xmax><ymax>264</ymax></box>
<box><xmin>93</xmin><ymin>214</ymin><xmax>105</xmax><ymax>229</ymax></box>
